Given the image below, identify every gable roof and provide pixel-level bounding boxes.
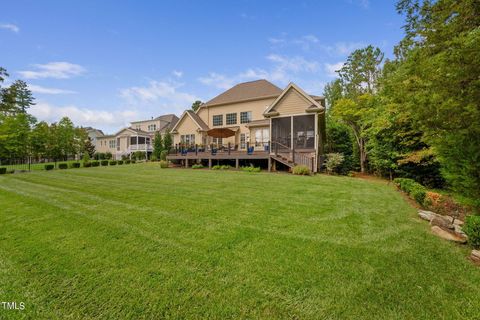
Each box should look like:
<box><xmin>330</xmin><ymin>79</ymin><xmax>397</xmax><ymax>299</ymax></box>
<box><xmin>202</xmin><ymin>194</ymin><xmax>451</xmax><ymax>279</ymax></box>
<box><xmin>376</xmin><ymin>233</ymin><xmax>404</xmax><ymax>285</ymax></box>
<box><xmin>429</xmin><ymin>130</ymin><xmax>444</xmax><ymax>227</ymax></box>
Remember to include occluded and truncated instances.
<box><xmin>202</xmin><ymin>79</ymin><xmax>282</xmax><ymax>108</ymax></box>
<box><xmin>171</xmin><ymin>109</ymin><xmax>209</xmax><ymax>132</ymax></box>
<box><xmin>263</xmin><ymin>82</ymin><xmax>325</xmax><ymax>116</ymax></box>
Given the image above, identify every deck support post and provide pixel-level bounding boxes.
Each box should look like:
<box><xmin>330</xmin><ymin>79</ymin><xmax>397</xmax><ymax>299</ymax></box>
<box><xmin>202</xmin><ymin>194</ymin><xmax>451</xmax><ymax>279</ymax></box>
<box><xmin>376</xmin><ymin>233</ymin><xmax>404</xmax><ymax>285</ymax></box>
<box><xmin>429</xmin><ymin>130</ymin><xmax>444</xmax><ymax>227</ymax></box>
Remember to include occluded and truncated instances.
<box><xmin>235</xmin><ymin>158</ymin><xmax>239</xmax><ymax>169</ymax></box>
<box><xmin>208</xmin><ymin>158</ymin><xmax>212</xmax><ymax>169</ymax></box>
<box><xmin>185</xmin><ymin>158</ymin><xmax>188</xmax><ymax>168</ymax></box>
<box><xmin>268</xmin><ymin>157</ymin><xmax>271</xmax><ymax>172</ymax></box>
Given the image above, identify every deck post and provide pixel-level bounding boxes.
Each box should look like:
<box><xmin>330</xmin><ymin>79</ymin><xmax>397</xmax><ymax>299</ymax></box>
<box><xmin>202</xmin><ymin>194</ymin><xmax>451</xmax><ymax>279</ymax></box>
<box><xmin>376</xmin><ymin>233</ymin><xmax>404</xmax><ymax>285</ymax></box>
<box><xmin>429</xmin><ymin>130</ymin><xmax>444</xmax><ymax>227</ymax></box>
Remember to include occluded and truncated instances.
<box><xmin>185</xmin><ymin>158</ymin><xmax>188</xmax><ymax>168</ymax></box>
<box><xmin>228</xmin><ymin>142</ymin><xmax>231</xmax><ymax>155</ymax></box>
<box><xmin>246</xmin><ymin>142</ymin><xmax>249</xmax><ymax>154</ymax></box>
<box><xmin>208</xmin><ymin>158</ymin><xmax>212</xmax><ymax>169</ymax></box>
<box><xmin>195</xmin><ymin>144</ymin><xmax>198</xmax><ymax>156</ymax></box>
<box><xmin>268</xmin><ymin>157</ymin><xmax>271</xmax><ymax>172</ymax></box>
<box><xmin>292</xmin><ymin>143</ymin><xmax>295</xmax><ymax>164</ymax></box>
<box><xmin>235</xmin><ymin>158</ymin><xmax>239</xmax><ymax>169</ymax></box>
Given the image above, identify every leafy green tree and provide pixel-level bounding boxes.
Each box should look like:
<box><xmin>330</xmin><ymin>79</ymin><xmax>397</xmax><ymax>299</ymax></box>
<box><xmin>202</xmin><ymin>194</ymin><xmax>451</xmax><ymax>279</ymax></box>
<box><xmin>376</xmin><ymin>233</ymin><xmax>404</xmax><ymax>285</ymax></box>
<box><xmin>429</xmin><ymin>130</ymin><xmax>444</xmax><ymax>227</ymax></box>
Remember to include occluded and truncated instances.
<box><xmin>83</xmin><ymin>136</ymin><xmax>96</xmax><ymax>158</ymax></box>
<box><xmin>152</xmin><ymin>131</ymin><xmax>163</xmax><ymax>159</ymax></box>
<box><xmin>191</xmin><ymin>100</ymin><xmax>203</xmax><ymax>112</ymax></box>
<box><xmin>57</xmin><ymin>117</ymin><xmax>76</xmax><ymax>160</ymax></box>
<box><xmin>30</xmin><ymin>121</ymin><xmax>50</xmax><ymax>159</ymax></box>
<box><xmin>163</xmin><ymin>131</ymin><xmax>173</xmax><ymax>151</ymax></box>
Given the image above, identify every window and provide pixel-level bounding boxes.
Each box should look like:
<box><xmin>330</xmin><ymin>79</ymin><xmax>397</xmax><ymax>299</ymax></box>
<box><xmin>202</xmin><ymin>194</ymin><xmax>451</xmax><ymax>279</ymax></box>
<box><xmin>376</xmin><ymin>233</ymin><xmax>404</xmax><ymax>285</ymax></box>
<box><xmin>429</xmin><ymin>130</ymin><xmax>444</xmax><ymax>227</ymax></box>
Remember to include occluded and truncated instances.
<box><xmin>135</xmin><ymin>124</ymin><xmax>141</xmax><ymax>130</ymax></box>
<box><xmin>147</xmin><ymin>124</ymin><xmax>156</xmax><ymax>132</ymax></box>
<box><xmin>240</xmin><ymin>133</ymin><xmax>246</xmax><ymax>149</ymax></box>
<box><xmin>212</xmin><ymin>115</ymin><xmax>223</xmax><ymax>126</ymax></box>
<box><xmin>226</xmin><ymin>113</ymin><xmax>237</xmax><ymax>125</ymax></box>
<box><xmin>109</xmin><ymin>140</ymin><xmax>116</xmax><ymax>149</ymax></box>
<box><xmin>240</xmin><ymin>111</ymin><xmax>252</xmax><ymax>124</ymax></box>
<box><xmin>212</xmin><ymin>137</ymin><xmax>223</xmax><ymax>146</ymax></box>
<box><xmin>254</xmin><ymin>128</ymin><xmax>269</xmax><ymax>147</ymax></box>
<box><xmin>180</xmin><ymin>134</ymin><xmax>195</xmax><ymax>146</ymax></box>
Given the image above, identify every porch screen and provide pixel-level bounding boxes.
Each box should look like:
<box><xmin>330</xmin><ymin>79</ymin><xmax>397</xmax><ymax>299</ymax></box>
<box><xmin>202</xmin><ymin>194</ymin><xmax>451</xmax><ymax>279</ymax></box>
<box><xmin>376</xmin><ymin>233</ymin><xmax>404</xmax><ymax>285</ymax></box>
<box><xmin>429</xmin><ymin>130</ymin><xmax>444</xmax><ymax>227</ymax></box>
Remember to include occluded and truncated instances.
<box><xmin>293</xmin><ymin>115</ymin><xmax>315</xmax><ymax>149</ymax></box>
<box><xmin>271</xmin><ymin>117</ymin><xmax>291</xmax><ymax>148</ymax></box>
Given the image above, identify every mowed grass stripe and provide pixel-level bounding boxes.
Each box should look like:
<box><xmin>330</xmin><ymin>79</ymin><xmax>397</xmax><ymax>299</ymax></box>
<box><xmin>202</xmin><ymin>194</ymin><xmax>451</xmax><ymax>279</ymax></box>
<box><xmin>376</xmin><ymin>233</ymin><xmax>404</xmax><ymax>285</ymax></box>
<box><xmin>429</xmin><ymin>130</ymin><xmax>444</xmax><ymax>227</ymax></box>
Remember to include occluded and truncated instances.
<box><xmin>1</xmin><ymin>165</ymin><xmax>480</xmax><ymax>319</ymax></box>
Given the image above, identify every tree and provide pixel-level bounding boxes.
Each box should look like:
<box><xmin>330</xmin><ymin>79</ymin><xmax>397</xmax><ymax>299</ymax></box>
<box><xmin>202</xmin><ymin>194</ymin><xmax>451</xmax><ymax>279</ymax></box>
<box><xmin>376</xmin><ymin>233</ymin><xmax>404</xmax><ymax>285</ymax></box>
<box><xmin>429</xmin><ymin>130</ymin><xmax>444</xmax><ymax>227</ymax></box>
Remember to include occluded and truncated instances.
<box><xmin>83</xmin><ymin>136</ymin><xmax>96</xmax><ymax>158</ymax></box>
<box><xmin>1</xmin><ymin>80</ymin><xmax>35</xmax><ymax>115</ymax></box>
<box><xmin>152</xmin><ymin>131</ymin><xmax>163</xmax><ymax>159</ymax></box>
<box><xmin>163</xmin><ymin>131</ymin><xmax>173</xmax><ymax>151</ymax></box>
<box><xmin>30</xmin><ymin>121</ymin><xmax>50</xmax><ymax>159</ymax></box>
<box><xmin>57</xmin><ymin>117</ymin><xmax>76</xmax><ymax>160</ymax></box>
<box><xmin>191</xmin><ymin>100</ymin><xmax>203</xmax><ymax>112</ymax></box>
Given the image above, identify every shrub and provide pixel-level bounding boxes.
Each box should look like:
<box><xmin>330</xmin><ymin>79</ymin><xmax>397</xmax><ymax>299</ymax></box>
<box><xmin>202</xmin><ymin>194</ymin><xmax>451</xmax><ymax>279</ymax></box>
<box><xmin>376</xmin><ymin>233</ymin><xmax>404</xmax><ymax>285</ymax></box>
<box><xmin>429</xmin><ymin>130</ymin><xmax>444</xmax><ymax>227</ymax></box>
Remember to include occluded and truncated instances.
<box><xmin>293</xmin><ymin>165</ymin><xmax>311</xmax><ymax>175</ymax></box>
<box><xmin>58</xmin><ymin>163</ymin><xmax>68</xmax><ymax>169</ymax></box>
<box><xmin>241</xmin><ymin>166</ymin><xmax>261</xmax><ymax>172</ymax></box>
<box><xmin>124</xmin><ymin>160</ymin><xmax>131</xmax><ymax>164</ymax></box>
<box><xmin>393</xmin><ymin>178</ymin><xmax>427</xmax><ymax>205</ymax></box>
<box><xmin>109</xmin><ymin>160</ymin><xmax>117</xmax><ymax>166</ymax></box>
<box><xmin>45</xmin><ymin>164</ymin><xmax>54</xmax><ymax>171</ymax></box>
<box><xmin>0</xmin><ymin>167</ymin><xmax>7</xmax><ymax>174</ymax></box>
<box><xmin>191</xmin><ymin>164</ymin><xmax>204</xmax><ymax>169</ymax></box>
<box><xmin>101</xmin><ymin>160</ymin><xmax>109</xmax><ymax>166</ymax></box>
<box><xmin>212</xmin><ymin>165</ymin><xmax>231</xmax><ymax>170</ymax></box>
<box><xmin>84</xmin><ymin>162</ymin><xmax>92</xmax><ymax>168</ymax></box>
<box><xmin>70</xmin><ymin>162</ymin><xmax>81</xmax><ymax>168</ymax></box>
<box><xmin>160</xmin><ymin>150</ymin><xmax>168</xmax><ymax>161</ymax></box>
<box><xmin>150</xmin><ymin>155</ymin><xmax>158</xmax><ymax>162</ymax></box>
<box><xmin>117</xmin><ymin>160</ymin><xmax>124</xmax><ymax>165</ymax></box>
<box><xmin>91</xmin><ymin>161</ymin><xmax>100</xmax><ymax>167</ymax></box>
<box><xmin>325</xmin><ymin>153</ymin><xmax>345</xmax><ymax>174</ymax></box>
<box><xmin>463</xmin><ymin>215</ymin><xmax>480</xmax><ymax>249</ymax></box>
<box><xmin>159</xmin><ymin>160</ymin><xmax>169</xmax><ymax>168</ymax></box>
<box><xmin>131</xmin><ymin>160</ymin><xmax>136</xmax><ymax>164</ymax></box>
<box><xmin>105</xmin><ymin>152</ymin><xmax>112</xmax><ymax>160</ymax></box>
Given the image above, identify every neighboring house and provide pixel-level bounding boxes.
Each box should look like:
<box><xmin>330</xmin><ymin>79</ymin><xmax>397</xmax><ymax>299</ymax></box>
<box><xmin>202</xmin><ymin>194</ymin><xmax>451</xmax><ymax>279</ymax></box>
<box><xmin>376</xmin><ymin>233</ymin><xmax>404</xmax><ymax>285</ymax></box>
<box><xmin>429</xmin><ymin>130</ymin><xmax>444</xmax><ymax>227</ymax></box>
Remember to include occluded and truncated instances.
<box><xmin>84</xmin><ymin>127</ymin><xmax>105</xmax><ymax>145</ymax></box>
<box><xmin>96</xmin><ymin>114</ymin><xmax>178</xmax><ymax>159</ymax></box>
<box><xmin>168</xmin><ymin>79</ymin><xmax>326</xmax><ymax>172</ymax></box>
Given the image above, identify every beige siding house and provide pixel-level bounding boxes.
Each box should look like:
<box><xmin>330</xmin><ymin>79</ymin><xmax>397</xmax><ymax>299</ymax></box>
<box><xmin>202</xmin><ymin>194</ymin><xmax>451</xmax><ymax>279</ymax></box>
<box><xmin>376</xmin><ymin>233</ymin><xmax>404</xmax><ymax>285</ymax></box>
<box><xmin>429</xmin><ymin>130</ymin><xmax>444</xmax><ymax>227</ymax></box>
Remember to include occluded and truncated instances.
<box><xmin>168</xmin><ymin>79</ymin><xmax>326</xmax><ymax>172</ymax></box>
<box><xmin>96</xmin><ymin>114</ymin><xmax>178</xmax><ymax>159</ymax></box>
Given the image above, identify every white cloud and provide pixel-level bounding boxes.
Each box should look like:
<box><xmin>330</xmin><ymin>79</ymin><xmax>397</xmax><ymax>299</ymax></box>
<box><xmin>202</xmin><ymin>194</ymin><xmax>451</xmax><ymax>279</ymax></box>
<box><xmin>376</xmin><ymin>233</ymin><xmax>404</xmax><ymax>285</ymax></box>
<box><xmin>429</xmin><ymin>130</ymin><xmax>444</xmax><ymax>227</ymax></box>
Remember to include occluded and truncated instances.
<box><xmin>120</xmin><ymin>80</ymin><xmax>199</xmax><ymax>112</ymax></box>
<box><xmin>172</xmin><ymin>70</ymin><xmax>183</xmax><ymax>78</ymax></box>
<box><xmin>18</xmin><ymin>62</ymin><xmax>86</xmax><ymax>79</ymax></box>
<box><xmin>30</xmin><ymin>101</ymin><xmax>138</xmax><ymax>130</ymax></box>
<box><xmin>324</xmin><ymin>62</ymin><xmax>344</xmax><ymax>77</ymax></box>
<box><xmin>0</xmin><ymin>23</ymin><xmax>19</xmax><ymax>33</ymax></box>
<box><xmin>199</xmin><ymin>54</ymin><xmax>319</xmax><ymax>89</ymax></box>
<box><xmin>325</xmin><ymin>42</ymin><xmax>366</xmax><ymax>56</ymax></box>
<box><xmin>28</xmin><ymin>84</ymin><xmax>76</xmax><ymax>95</ymax></box>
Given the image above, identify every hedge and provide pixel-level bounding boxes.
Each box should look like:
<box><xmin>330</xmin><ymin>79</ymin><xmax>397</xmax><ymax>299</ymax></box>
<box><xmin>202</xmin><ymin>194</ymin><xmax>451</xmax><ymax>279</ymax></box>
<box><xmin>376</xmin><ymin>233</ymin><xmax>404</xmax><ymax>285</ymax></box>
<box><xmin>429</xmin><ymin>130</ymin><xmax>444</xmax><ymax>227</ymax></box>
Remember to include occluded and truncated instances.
<box><xmin>292</xmin><ymin>165</ymin><xmax>311</xmax><ymax>175</ymax></box>
<box><xmin>191</xmin><ymin>164</ymin><xmax>204</xmax><ymax>169</ymax></box>
<box><xmin>71</xmin><ymin>162</ymin><xmax>81</xmax><ymax>168</ymax></box>
<box><xmin>84</xmin><ymin>162</ymin><xmax>92</xmax><ymax>168</ymax></box>
<box><xmin>117</xmin><ymin>160</ymin><xmax>124</xmax><ymax>165</ymax></box>
<box><xmin>0</xmin><ymin>167</ymin><xmax>6</xmax><ymax>174</ymax></box>
<box><xmin>393</xmin><ymin>178</ymin><xmax>427</xmax><ymax>205</ymax></box>
<box><xmin>124</xmin><ymin>160</ymin><xmax>131</xmax><ymax>164</ymax></box>
<box><xmin>58</xmin><ymin>163</ymin><xmax>68</xmax><ymax>169</ymax></box>
<box><xmin>91</xmin><ymin>161</ymin><xmax>100</xmax><ymax>167</ymax></box>
<box><xmin>109</xmin><ymin>160</ymin><xmax>117</xmax><ymax>166</ymax></box>
<box><xmin>101</xmin><ymin>160</ymin><xmax>109</xmax><ymax>166</ymax></box>
<box><xmin>45</xmin><ymin>164</ymin><xmax>54</xmax><ymax>170</ymax></box>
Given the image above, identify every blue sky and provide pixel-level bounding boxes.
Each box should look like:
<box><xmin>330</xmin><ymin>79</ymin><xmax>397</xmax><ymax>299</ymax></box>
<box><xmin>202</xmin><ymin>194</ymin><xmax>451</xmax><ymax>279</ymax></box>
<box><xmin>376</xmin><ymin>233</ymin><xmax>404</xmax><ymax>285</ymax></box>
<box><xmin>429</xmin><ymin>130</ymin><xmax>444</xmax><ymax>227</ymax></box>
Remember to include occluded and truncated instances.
<box><xmin>1</xmin><ymin>0</ymin><xmax>404</xmax><ymax>133</ymax></box>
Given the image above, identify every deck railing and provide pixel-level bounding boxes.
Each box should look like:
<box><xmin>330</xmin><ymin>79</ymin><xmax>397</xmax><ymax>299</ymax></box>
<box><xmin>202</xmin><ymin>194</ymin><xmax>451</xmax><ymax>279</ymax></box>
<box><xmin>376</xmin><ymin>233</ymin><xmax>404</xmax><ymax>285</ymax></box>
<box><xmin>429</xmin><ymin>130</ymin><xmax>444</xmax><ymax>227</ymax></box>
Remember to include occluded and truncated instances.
<box><xmin>272</xmin><ymin>141</ymin><xmax>315</xmax><ymax>172</ymax></box>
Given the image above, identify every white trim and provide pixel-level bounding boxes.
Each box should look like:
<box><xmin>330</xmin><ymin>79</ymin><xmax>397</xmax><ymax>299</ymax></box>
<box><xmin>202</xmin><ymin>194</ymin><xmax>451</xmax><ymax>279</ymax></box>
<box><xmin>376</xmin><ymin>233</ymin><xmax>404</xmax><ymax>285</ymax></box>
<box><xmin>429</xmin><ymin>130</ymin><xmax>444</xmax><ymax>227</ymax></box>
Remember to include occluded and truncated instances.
<box><xmin>264</xmin><ymin>82</ymin><xmax>324</xmax><ymax>115</ymax></box>
<box><xmin>170</xmin><ymin>111</ymin><xmax>206</xmax><ymax>133</ymax></box>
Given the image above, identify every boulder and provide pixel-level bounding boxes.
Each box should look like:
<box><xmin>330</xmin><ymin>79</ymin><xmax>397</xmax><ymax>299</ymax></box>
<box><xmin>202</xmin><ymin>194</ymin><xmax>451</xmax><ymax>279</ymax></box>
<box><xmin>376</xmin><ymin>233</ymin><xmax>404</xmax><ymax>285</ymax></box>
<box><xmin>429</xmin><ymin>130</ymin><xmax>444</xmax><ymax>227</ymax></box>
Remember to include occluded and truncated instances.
<box><xmin>470</xmin><ymin>250</ymin><xmax>480</xmax><ymax>265</ymax></box>
<box><xmin>431</xmin><ymin>226</ymin><xmax>467</xmax><ymax>243</ymax></box>
<box><xmin>430</xmin><ymin>215</ymin><xmax>454</xmax><ymax>230</ymax></box>
<box><xmin>418</xmin><ymin>210</ymin><xmax>435</xmax><ymax>221</ymax></box>
<box><xmin>454</xmin><ymin>224</ymin><xmax>467</xmax><ymax>237</ymax></box>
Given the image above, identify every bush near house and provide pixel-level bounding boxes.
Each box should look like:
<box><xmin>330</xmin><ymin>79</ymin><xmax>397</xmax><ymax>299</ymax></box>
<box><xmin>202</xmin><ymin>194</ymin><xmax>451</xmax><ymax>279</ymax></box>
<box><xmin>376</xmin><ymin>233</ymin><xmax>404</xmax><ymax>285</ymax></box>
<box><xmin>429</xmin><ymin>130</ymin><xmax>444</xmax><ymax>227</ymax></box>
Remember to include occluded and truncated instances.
<box><xmin>0</xmin><ymin>167</ymin><xmax>7</xmax><ymax>174</ymax></box>
<box><xmin>109</xmin><ymin>161</ymin><xmax>117</xmax><ymax>166</ymax></box>
<box><xmin>292</xmin><ymin>165</ymin><xmax>311</xmax><ymax>176</ymax></box>
<box><xmin>159</xmin><ymin>160</ymin><xmax>169</xmax><ymax>168</ymax></box>
<box><xmin>131</xmin><ymin>160</ymin><xmax>136</xmax><ymax>164</ymax></box>
<box><xmin>84</xmin><ymin>162</ymin><xmax>92</xmax><ymax>168</ymax></box>
<box><xmin>117</xmin><ymin>160</ymin><xmax>124</xmax><ymax>165</ymax></box>
<box><xmin>44</xmin><ymin>164</ymin><xmax>54</xmax><ymax>171</ymax></box>
<box><xmin>100</xmin><ymin>160</ymin><xmax>109</xmax><ymax>166</ymax></box>
<box><xmin>212</xmin><ymin>165</ymin><xmax>231</xmax><ymax>170</ymax></box>
<box><xmin>325</xmin><ymin>153</ymin><xmax>345</xmax><ymax>174</ymax></box>
<box><xmin>91</xmin><ymin>161</ymin><xmax>100</xmax><ymax>167</ymax></box>
<box><xmin>160</xmin><ymin>150</ymin><xmax>168</xmax><ymax>161</ymax></box>
<box><xmin>241</xmin><ymin>166</ymin><xmax>261</xmax><ymax>172</ymax></box>
<box><xmin>191</xmin><ymin>164</ymin><xmax>204</xmax><ymax>169</ymax></box>
<box><xmin>393</xmin><ymin>178</ymin><xmax>427</xmax><ymax>205</ymax></box>
<box><xmin>463</xmin><ymin>215</ymin><xmax>480</xmax><ymax>249</ymax></box>
<box><xmin>124</xmin><ymin>160</ymin><xmax>131</xmax><ymax>164</ymax></box>
<box><xmin>70</xmin><ymin>162</ymin><xmax>81</xmax><ymax>169</ymax></box>
<box><xmin>58</xmin><ymin>163</ymin><xmax>68</xmax><ymax>169</ymax></box>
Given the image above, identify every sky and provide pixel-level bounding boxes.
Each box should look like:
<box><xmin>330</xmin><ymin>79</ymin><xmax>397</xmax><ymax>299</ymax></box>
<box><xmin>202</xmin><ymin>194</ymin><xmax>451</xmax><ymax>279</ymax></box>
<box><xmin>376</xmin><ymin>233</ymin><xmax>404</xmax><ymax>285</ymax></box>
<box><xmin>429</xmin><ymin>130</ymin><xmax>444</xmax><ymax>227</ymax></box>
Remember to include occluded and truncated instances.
<box><xmin>1</xmin><ymin>0</ymin><xmax>405</xmax><ymax>133</ymax></box>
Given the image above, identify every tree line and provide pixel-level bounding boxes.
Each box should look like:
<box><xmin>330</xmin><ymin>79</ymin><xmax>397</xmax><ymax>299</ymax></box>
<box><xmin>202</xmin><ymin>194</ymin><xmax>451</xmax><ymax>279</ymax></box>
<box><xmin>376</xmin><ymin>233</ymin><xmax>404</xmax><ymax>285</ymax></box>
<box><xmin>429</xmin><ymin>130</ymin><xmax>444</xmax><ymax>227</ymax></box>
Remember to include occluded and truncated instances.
<box><xmin>325</xmin><ymin>0</ymin><xmax>479</xmax><ymax>205</ymax></box>
<box><xmin>0</xmin><ymin>67</ymin><xmax>93</xmax><ymax>162</ymax></box>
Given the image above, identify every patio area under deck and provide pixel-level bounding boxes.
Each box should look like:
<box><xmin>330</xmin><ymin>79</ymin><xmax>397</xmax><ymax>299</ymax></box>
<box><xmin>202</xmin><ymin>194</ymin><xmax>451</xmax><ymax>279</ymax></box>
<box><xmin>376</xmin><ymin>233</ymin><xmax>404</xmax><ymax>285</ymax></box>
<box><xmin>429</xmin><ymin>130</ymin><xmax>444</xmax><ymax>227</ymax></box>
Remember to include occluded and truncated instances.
<box><xmin>166</xmin><ymin>150</ymin><xmax>271</xmax><ymax>170</ymax></box>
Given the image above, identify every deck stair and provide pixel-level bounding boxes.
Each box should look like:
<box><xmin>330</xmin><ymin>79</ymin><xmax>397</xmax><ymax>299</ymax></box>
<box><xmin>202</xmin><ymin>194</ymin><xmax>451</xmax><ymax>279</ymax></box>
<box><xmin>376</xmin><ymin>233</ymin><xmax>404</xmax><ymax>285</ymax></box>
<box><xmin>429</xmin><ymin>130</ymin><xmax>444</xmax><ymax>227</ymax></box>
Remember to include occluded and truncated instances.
<box><xmin>271</xmin><ymin>141</ymin><xmax>315</xmax><ymax>172</ymax></box>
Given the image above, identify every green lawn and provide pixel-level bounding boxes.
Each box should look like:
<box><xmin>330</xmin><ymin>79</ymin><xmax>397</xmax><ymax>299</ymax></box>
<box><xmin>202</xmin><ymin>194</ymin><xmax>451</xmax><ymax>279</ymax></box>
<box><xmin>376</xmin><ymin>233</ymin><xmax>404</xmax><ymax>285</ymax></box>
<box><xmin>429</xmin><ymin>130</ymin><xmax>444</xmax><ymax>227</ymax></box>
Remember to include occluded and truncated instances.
<box><xmin>1</xmin><ymin>164</ymin><xmax>479</xmax><ymax>319</ymax></box>
<box><xmin>1</xmin><ymin>160</ymin><xmax>81</xmax><ymax>171</ymax></box>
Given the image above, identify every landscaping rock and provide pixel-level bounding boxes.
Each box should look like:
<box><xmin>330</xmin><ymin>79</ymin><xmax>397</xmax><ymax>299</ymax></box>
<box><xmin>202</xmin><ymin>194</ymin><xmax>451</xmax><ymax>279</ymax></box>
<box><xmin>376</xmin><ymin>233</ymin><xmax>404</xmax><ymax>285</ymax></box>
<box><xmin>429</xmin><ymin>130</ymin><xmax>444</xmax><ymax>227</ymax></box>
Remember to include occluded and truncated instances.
<box><xmin>454</xmin><ymin>224</ymin><xmax>467</xmax><ymax>237</ymax></box>
<box><xmin>431</xmin><ymin>226</ymin><xmax>467</xmax><ymax>243</ymax></box>
<box><xmin>470</xmin><ymin>250</ymin><xmax>480</xmax><ymax>265</ymax></box>
<box><xmin>430</xmin><ymin>215</ymin><xmax>454</xmax><ymax>231</ymax></box>
<box><xmin>418</xmin><ymin>210</ymin><xmax>435</xmax><ymax>221</ymax></box>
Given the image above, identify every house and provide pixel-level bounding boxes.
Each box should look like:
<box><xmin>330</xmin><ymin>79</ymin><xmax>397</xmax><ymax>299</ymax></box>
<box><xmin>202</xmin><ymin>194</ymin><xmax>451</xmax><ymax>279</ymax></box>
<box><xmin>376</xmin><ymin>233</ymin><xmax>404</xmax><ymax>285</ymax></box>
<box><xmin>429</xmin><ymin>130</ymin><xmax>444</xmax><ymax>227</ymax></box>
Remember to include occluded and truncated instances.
<box><xmin>95</xmin><ymin>114</ymin><xmax>179</xmax><ymax>159</ymax></box>
<box><xmin>84</xmin><ymin>127</ymin><xmax>105</xmax><ymax>145</ymax></box>
<box><xmin>168</xmin><ymin>79</ymin><xmax>326</xmax><ymax>172</ymax></box>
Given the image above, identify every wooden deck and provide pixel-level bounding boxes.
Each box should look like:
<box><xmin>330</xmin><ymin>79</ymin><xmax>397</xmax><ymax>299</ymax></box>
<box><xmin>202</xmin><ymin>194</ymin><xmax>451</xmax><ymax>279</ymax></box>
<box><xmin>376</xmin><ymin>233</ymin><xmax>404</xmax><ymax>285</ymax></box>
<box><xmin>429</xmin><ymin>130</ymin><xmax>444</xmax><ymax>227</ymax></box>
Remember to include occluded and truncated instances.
<box><xmin>167</xmin><ymin>150</ymin><xmax>270</xmax><ymax>160</ymax></box>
